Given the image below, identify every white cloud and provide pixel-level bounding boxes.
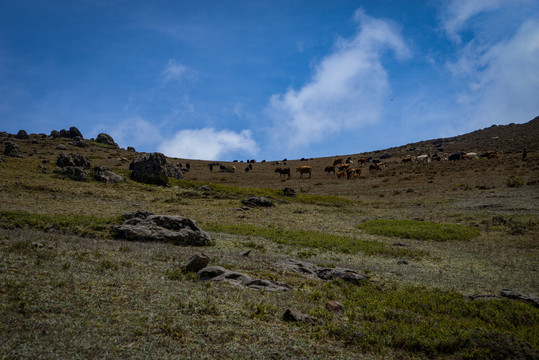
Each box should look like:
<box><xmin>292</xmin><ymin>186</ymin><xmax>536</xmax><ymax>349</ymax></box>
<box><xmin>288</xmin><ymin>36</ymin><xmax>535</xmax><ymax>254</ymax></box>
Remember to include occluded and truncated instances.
<box><xmin>266</xmin><ymin>9</ymin><xmax>410</xmax><ymax>154</ymax></box>
<box><xmin>158</xmin><ymin>128</ymin><xmax>259</xmax><ymax>160</ymax></box>
<box><xmin>444</xmin><ymin>4</ymin><xmax>539</xmax><ymax>131</ymax></box>
<box><xmin>161</xmin><ymin>59</ymin><xmax>193</xmax><ymax>83</ymax></box>
<box><xmin>103</xmin><ymin>117</ymin><xmax>163</xmax><ymax>150</ymax></box>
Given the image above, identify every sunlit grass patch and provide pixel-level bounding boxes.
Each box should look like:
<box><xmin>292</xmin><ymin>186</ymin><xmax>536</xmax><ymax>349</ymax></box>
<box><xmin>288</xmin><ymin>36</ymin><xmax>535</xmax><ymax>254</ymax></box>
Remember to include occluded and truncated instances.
<box><xmin>203</xmin><ymin>223</ymin><xmax>426</xmax><ymax>258</ymax></box>
<box><xmin>0</xmin><ymin>210</ymin><xmax>123</xmax><ymax>238</ymax></box>
<box><xmin>358</xmin><ymin>219</ymin><xmax>480</xmax><ymax>241</ymax></box>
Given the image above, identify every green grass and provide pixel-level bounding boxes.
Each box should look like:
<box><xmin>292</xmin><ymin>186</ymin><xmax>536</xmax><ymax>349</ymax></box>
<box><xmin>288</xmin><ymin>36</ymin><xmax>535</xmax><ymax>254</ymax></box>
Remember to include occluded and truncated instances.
<box><xmin>0</xmin><ymin>210</ymin><xmax>123</xmax><ymax>238</ymax></box>
<box><xmin>314</xmin><ymin>281</ymin><xmax>538</xmax><ymax>358</ymax></box>
<box><xmin>171</xmin><ymin>179</ymin><xmax>352</xmax><ymax>206</ymax></box>
<box><xmin>358</xmin><ymin>219</ymin><xmax>481</xmax><ymax>241</ymax></box>
<box><xmin>203</xmin><ymin>223</ymin><xmax>426</xmax><ymax>258</ymax></box>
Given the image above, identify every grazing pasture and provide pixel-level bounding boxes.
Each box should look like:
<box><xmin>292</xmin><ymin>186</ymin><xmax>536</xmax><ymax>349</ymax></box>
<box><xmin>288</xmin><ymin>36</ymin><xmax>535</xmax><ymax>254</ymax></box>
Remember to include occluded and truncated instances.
<box><xmin>0</xmin><ymin>119</ymin><xmax>538</xmax><ymax>359</ymax></box>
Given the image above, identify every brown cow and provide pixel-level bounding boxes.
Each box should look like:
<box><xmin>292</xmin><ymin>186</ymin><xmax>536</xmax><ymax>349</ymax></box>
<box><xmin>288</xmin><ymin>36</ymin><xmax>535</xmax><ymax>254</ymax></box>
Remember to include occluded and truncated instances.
<box><xmin>333</xmin><ymin>158</ymin><xmax>343</xmax><ymax>166</ymax></box>
<box><xmin>275</xmin><ymin>167</ymin><xmax>291</xmax><ymax>178</ymax></box>
<box><xmin>336</xmin><ymin>170</ymin><xmax>346</xmax><ymax>179</ymax></box>
<box><xmin>338</xmin><ymin>163</ymin><xmax>350</xmax><ymax>171</ymax></box>
<box><xmin>358</xmin><ymin>157</ymin><xmax>367</xmax><ymax>166</ymax></box>
<box><xmin>324</xmin><ymin>165</ymin><xmax>336</xmax><ymax>175</ymax></box>
<box><xmin>296</xmin><ymin>166</ymin><xmax>312</xmax><ymax>179</ymax></box>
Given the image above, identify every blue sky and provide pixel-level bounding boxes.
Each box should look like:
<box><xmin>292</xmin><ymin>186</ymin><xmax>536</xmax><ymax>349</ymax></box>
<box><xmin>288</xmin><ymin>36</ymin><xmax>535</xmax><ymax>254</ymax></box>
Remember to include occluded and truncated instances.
<box><xmin>1</xmin><ymin>0</ymin><xmax>538</xmax><ymax>161</ymax></box>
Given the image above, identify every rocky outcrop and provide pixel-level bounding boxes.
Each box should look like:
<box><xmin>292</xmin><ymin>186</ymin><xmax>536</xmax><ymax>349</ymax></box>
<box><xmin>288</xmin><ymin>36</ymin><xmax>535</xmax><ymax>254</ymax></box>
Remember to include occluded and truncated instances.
<box><xmin>96</xmin><ymin>133</ymin><xmax>118</xmax><ymax>147</ymax></box>
<box><xmin>16</xmin><ymin>130</ymin><xmax>29</xmax><ymax>139</ymax></box>
<box><xmin>275</xmin><ymin>259</ymin><xmax>369</xmax><ymax>284</ymax></box>
<box><xmin>241</xmin><ymin>196</ymin><xmax>274</xmax><ymax>208</ymax></box>
<box><xmin>70</xmin><ymin>136</ymin><xmax>88</xmax><ymax>147</ymax></box>
<box><xmin>93</xmin><ymin>166</ymin><xmax>123</xmax><ymax>183</ymax></box>
<box><xmin>181</xmin><ymin>253</ymin><xmax>210</xmax><ymax>273</ymax></box>
<box><xmin>3</xmin><ymin>141</ymin><xmax>24</xmax><ymax>158</ymax></box>
<box><xmin>130</xmin><ymin>152</ymin><xmax>183</xmax><ymax>186</ymax></box>
<box><xmin>50</xmin><ymin>130</ymin><xmax>61</xmax><ymax>138</ymax></box>
<box><xmin>198</xmin><ymin>266</ymin><xmax>292</xmax><ymax>291</ymax></box>
<box><xmin>69</xmin><ymin>127</ymin><xmax>83</xmax><ymax>139</ymax></box>
<box><xmin>469</xmin><ymin>289</ymin><xmax>538</xmax><ymax>308</ymax></box>
<box><xmin>56</xmin><ymin>153</ymin><xmax>90</xmax><ymax>168</ymax></box>
<box><xmin>112</xmin><ymin>214</ymin><xmax>211</xmax><ymax>246</ymax></box>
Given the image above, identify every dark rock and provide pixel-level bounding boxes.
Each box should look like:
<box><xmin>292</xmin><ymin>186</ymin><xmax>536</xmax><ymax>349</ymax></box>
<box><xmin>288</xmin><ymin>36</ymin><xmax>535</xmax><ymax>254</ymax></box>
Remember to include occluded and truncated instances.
<box><xmin>16</xmin><ymin>130</ymin><xmax>29</xmax><ymax>139</ymax></box>
<box><xmin>56</xmin><ymin>144</ymin><xmax>67</xmax><ymax>150</ymax></box>
<box><xmin>70</xmin><ymin>137</ymin><xmax>88</xmax><ymax>147</ymax></box>
<box><xmin>282</xmin><ymin>187</ymin><xmax>296</xmax><ymax>197</ymax></box>
<box><xmin>44</xmin><ymin>224</ymin><xmax>62</xmax><ymax>233</ymax></box>
<box><xmin>96</xmin><ymin>133</ymin><xmax>118</xmax><ymax>147</ymax></box>
<box><xmin>50</xmin><ymin>130</ymin><xmax>61</xmax><ymax>138</ymax></box>
<box><xmin>93</xmin><ymin>166</ymin><xmax>123</xmax><ymax>183</ymax></box>
<box><xmin>127</xmin><ymin>146</ymin><xmax>136</xmax><ymax>152</ymax></box>
<box><xmin>181</xmin><ymin>253</ymin><xmax>210</xmax><ymax>273</ymax></box>
<box><xmin>198</xmin><ymin>185</ymin><xmax>212</xmax><ymax>192</ymax></box>
<box><xmin>112</xmin><ymin>215</ymin><xmax>211</xmax><ymax>246</ymax></box>
<box><xmin>39</xmin><ymin>164</ymin><xmax>47</xmax><ymax>174</ymax></box>
<box><xmin>69</xmin><ymin>126</ymin><xmax>83</xmax><ymax>139</ymax></box>
<box><xmin>31</xmin><ymin>140</ymin><xmax>39</xmax><ymax>144</ymax></box>
<box><xmin>56</xmin><ymin>152</ymin><xmax>75</xmax><ymax>167</ymax></box>
<box><xmin>59</xmin><ymin>129</ymin><xmax>71</xmax><ymax>138</ymax></box>
<box><xmin>283</xmin><ymin>309</ymin><xmax>318</xmax><ymax>323</ymax></box>
<box><xmin>275</xmin><ymin>259</ymin><xmax>369</xmax><ymax>284</ymax></box>
<box><xmin>241</xmin><ymin>196</ymin><xmax>274</xmax><ymax>208</ymax></box>
<box><xmin>4</xmin><ymin>141</ymin><xmax>24</xmax><ymax>158</ymax></box>
<box><xmin>500</xmin><ymin>289</ymin><xmax>539</xmax><ymax>308</ymax></box>
<box><xmin>197</xmin><ymin>266</ymin><xmax>292</xmax><ymax>291</ymax></box>
<box><xmin>61</xmin><ymin>166</ymin><xmax>87</xmax><ymax>181</ymax></box>
<box><xmin>121</xmin><ymin>210</ymin><xmax>154</xmax><ymax>220</ymax></box>
<box><xmin>380</xmin><ymin>152</ymin><xmax>393</xmax><ymax>159</ymax></box>
<box><xmin>72</xmin><ymin>153</ymin><xmax>90</xmax><ymax>168</ymax></box>
<box><xmin>397</xmin><ymin>259</ymin><xmax>409</xmax><ymax>265</ymax></box>
<box><xmin>32</xmin><ymin>242</ymin><xmax>44</xmax><ymax>249</ymax></box>
<box><xmin>130</xmin><ymin>152</ymin><xmax>183</xmax><ymax>186</ymax></box>
<box><xmin>240</xmin><ymin>249</ymin><xmax>251</xmax><ymax>257</ymax></box>
<box><xmin>325</xmin><ymin>301</ymin><xmax>345</xmax><ymax>314</ymax></box>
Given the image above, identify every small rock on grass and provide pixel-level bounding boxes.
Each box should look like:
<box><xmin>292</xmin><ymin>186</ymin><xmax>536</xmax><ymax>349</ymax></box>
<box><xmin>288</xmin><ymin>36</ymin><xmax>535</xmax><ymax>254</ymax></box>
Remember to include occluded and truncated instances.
<box><xmin>181</xmin><ymin>253</ymin><xmax>210</xmax><ymax>273</ymax></box>
<box><xmin>283</xmin><ymin>309</ymin><xmax>318</xmax><ymax>323</ymax></box>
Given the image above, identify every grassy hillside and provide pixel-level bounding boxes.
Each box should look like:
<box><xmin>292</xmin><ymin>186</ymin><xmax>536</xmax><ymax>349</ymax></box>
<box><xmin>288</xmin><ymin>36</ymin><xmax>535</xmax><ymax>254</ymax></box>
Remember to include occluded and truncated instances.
<box><xmin>1</xmin><ymin>121</ymin><xmax>538</xmax><ymax>359</ymax></box>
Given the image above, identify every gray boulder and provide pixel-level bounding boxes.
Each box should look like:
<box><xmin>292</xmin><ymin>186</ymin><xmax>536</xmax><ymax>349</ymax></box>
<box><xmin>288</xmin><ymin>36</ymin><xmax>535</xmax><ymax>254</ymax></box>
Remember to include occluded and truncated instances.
<box><xmin>70</xmin><ymin>136</ymin><xmax>88</xmax><ymax>147</ymax></box>
<box><xmin>4</xmin><ymin>141</ymin><xmax>24</xmax><ymax>158</ymax></box>
<box><xmin>197</xmin><ymin>266</ymin><xmax>292</xmax><ymax>291</ymax></box>
<box><xmin>130</xmin><ymin>152</ymin><xmax>183</xmax><ymax>186</ymax></box>
<box><xmin>50</xmin><ymin>130</ymin><xmax>61</xmax><ymax>138</ymax></box>
<box><xmin>93</xmin><ymin>166</ymin><xmax>123</xmax><ymax>183</ymax></box>
<box><xmin>181</xmin><ymin>253</ymin><xmax>210</xmax><ymax>273</ymax></box>
<box><xmin>241</xmin><ymin>196</ymin><xmax>274</xmax><ymax>208</ymax></box>
<box><xmin>59</xmin><ymin>129</ymin><xmax>71</xmax><ymax>138</ymax></box>
<box><xmin>96</xmin><ymin>133</ymin><xmax>118</xmax><ymax>147</ymax></box>
<box><xmin>61</xmin><ymin>166</ymin><xmax>87</xmax><ymax>181</ymax></box>
<box><xmin>275</xmin><ymin>259</ymin><xmax>369</xmax><ymax>284</ymax></box>
<box><xmin>16</xmin><ymin>130</ymin><xmax>29</xmax><ymax>139</ymax></box>
<box><xmin>56</xmin><ymin>144</ymin><xmax>67</xmax><ymax>150</ymax></box>
<box><xmin>56</xmin><ymin>152</ymin><xmax>75</xmax><ymax>167</ymax></box>
<box><xmin>72</xmin><ymin>153</ymin><xmax>90</xmax><ymax>168</ymax></box>
<box><xmin>112</xmin><ymin>215</ymin><xmax>211</xmax><ymax>246</ymax></box>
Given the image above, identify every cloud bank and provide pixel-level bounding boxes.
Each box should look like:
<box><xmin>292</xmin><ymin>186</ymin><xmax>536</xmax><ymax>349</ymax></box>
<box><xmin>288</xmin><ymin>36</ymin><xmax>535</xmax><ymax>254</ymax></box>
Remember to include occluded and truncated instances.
<box><xmin>158</xmin><ymin>128</ymin><xmax>259</xmax><ymax>160</ymax></box>
<box><xmin>266</xmin><ymin>9</ymin><xmax>410</xmax><ymax>155</ymax></box>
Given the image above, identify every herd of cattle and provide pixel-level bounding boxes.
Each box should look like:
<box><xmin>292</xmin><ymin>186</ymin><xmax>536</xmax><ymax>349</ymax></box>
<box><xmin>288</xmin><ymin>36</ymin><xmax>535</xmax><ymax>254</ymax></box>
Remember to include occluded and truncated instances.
<box><xmin>204</xmin><ymin>150</ymin><xmax>499</xmax><ymax>180</ymax></box>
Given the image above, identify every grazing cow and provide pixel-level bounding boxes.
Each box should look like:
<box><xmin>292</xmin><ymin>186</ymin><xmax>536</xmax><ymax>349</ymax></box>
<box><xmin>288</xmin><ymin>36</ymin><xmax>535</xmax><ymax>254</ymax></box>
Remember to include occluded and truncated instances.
<box><xmin>449</xmin><ymin>152</ymin><xmax>466</xmax><ymax>161</ymax></box>
<box><xmin>245</xmin><ymin>167</ymin><xmax>250</xmax><ymax>172</ymax></box>
<box><xmin>416</xmin><ymin>154</ymin><xmax>431</xmax><ymax>165</ymax></box>
<box><xmin>352</xmin><ymin>168</ymin><xmax>362</xmax><ymax>176</ymax></box>
<box><xmin>372</xmin><ymin>159</ymin><xmax>382</xmax><ymax>164</ymax></box>
<box><xmin>275</xmin><ymin>167</ymin><xmax>291</xmax><ymax>178</ymax></box>
<box><xmin>208</xmin><ymin>162</ymin><xmax>220</xmax><ymax>172</ymax></box>
<box><xmin>333</xmin><ymin>158</ymin><xmax>343</xmax><ymax>166</ymax></box>
<box><xmin>358</xmin><ymin>157</ymin><xmax>367</xmax><ymax>166</ymax></box>
<box><xmin>220</xmin><ymin>165</ymin><xmax>236</xmax><ymax>173</ymax></box>
<box><xmin>466</xmin><ymin>152</ymin><xmax>478</xmax><ymax>160</ymax></box>
<box><xmin>402</xmin><ymin>156</ymin><xmax>413</xmax><ymax>164</ymax></box>
<box><xmin>325</xmin><ymin>165</ymin><xmax>336</xmax><ymax>175</ymax></box>
<box><xmin>336</xmin><ymin>170</ymin><xmax>346</xmax><ymax>179</ymax></box>
<box><xmin>338</xmin><ymin>163</ymin><xmax>350</xmax><ymax>171</ymax></box>
<box><xmin>480</xmin><ymin>151</ymin><xmax>498</xmax><ymax>159</ymax></box>
<box><xmin>345</xmin><ymin>157</ymin><xmax>353</xmax><ymax>164</ymax></box>
<box><xmin>296</xmin><ymin>166</ymin><xmax>312</xmax><ymax>179</ymax></box>
<box><xmin>369</xmin><ymin>163</ymin><xmax>382</xmax><ymax>172</ymax></box>
<box><xmin>432</xmin><ymin>154</ymin><xmax>441</xmax><ymax>161</ymax></box>
<box><xmin>248</xmin><ymin>163</ymin><xmax>253</xmax><ymax>170</ymax></box>
<box><xmin>186</xmin><ymin>163</ymin><xmax>190</xmax><ymax>169</ymax></box>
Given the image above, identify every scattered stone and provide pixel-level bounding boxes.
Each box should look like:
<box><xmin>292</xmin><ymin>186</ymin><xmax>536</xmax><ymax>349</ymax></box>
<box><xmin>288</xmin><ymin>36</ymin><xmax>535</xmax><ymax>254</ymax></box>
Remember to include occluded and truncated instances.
<box><xmin>198</xmin><ymin>266</ymin><xmax>292</xmax><ymax>291</ymax></box>
<box><xmin>198</xmin><ymin>185</ymin><xmax>212</xmax><ymax>192</ymax></box>
<box><xmin>72</xmin><ymin>153</ymin><xmax>90</xmax><ymax>168</ymax></box>
<box><xmin>232</xmin><ymin>206</ymin><xmax>251</xmax><ymax>211</ymax></box>
<box><xmin>96</xmin><ymin>133</ymin><xmax>118</xmax><ymax>147</ymax></box>
<box><xmin>500</xmin><ymin>289</ymin><xmax>539</xmax><ymax>308</ymax></box>
<box><xmin>32</xmin><ymin>241</ymin><xmax>44</xmax><ymax>249</ymax></box>
<box><xmin>16</xmin><ymin>130</ymin><xmax>30</xmax><ymax>139</ymax></box>
<box><xmin>69</xmin><ymin>126</ymin><xmax>83</xmax><ymax>139</ymax></box>
<box><xmin>56</xmin><ymin>144</ymin><xmax>67</xmax><ymax>151</ymax></box>
<box><xmin>241</xmin><ymin>196</ymin><xmax>274</xmax><ymax>208</ymax></box>
<box><xmin>282</xmin><ymin>187</ymin><xmax>296</xmax><ymax>197</ymax></box>
<box><xmin>130</xmin><ymin>152</ymin><xmax>183</xmax><ymax>186</ymax></box>
<box><xmin>121</xmin><ymin>210</ymin><xmax>154</xmax><ymax>220</ymax></box>
<box><xmin>181</xmin><ymin>253</ymin><xmax>210</xmax><ymax>273</ymax></box>
<box><xmin>241</xmin><ymin>249</ymin><xmax>251</xmax><ymax>257</ymax></box>
<box><xmin>61</xmin><ymin>166</ymin><xmax>87</xmax><ymax>181</ymax></box>
<box><xmin>3</xmin><ymin>141</ymin><xmax>24</xmax><ymax>158</ymax></box>
<box><xmin>93</xmin><ymin>166</ymin><xmax>124</xmax><ymax>183</ymax></box>
<box><xmin>325</xmin><ymin>301</ymin><xmax>345</xmax><ymax>314</ymax></box>
<box><xmin>393</xmin><ymin>243</ymin><xmax>410</xmax><ymax>247</ymax></box>
<box><xmin>56</xmin><ymin>152</ymin><xmax>75</xmax><ymax>167</ymax></box>
<box><xmin>44</xmin><ymin>224</ymin><xmax>61</xmax><ymax>233</ymax></box>
<box><xmin>468</xmin><ymin>294</ymin><xmax>502</xmax><ymax>301</ymax></box>
<box><xmin>275</xmin><ymin>259</ymin><xmax>369</xmax><ymax>284</ymax></box>
<box><xmin>283</xmin><ymin>309</ymin><xmax>318</xmax><ymax>323</ymax></box>
<box><xmin>39</xmin><ymin>164</ymin><xmax>47</xmax><ymax>174</ymax></box>
<box><xmin>397</xmin><ymin>259</ymin><xmax>409</xmax><ymax>265</ymax></box>
<box><xmin>112</xmin><ymin>215</ymin><xmax>211</xmax><ymax>246</ymax></box>
<box><xmin>70</xmin><ymin>136</ymin><xmax>88</xmax><ymax>147</ymax></box>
